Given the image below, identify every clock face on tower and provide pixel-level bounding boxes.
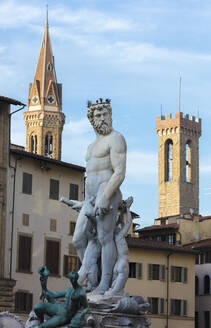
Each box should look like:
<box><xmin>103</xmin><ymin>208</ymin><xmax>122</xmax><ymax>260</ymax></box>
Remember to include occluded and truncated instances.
<box><xmin>47</xmin><ymin>95</ymin><xmax>55</xmax><ymax>104</ymax></box>
<box><xmin>31</xmin><ymin>95</ymin><xmax>39</xmax><ymax>104</ymax></box>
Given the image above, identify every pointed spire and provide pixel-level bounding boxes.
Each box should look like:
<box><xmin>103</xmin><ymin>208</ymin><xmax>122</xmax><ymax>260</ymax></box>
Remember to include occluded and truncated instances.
<box><xmin>28</xmin><ymin>11</ymin><xmax>62</xmax><ymax>110</ymax></box>
<box><xmin>46</xmin><ymin>4</ymin><xmax>48</xmax><ymax>28</ymax></box>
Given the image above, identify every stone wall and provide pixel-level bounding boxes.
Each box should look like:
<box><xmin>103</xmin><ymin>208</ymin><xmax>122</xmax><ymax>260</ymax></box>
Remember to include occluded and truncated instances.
<box><xmin>0</xmin><ymin>100</ymin><xmax>10</xmax><ymax>278</ymax></box>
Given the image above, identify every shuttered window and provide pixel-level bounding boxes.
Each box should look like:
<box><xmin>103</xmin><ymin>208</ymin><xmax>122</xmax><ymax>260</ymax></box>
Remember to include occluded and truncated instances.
<box><xmin>136</xmin><ymin>263</ymin><xmax>142</xmax><ymax>279</ymax></box>
<box><xmin>148</xmin><ymin>264</ymin><xmax>166</xmax><ymax>281</ymax></box>
<box><xmin>22</xmin><ymin>172</ymin><xmax>32</xmax><ymax>195</ymax></box>
<box><xmin>129</xmin><ymin>262</ymin><xmax>136</xmax><ymax>278</ymax></box>
<box><xmin>171</xmin><ymin>266</ymin><xmax>187</xmax><ymax>283</ymax></box>
<box><xmin>22</xmin><ymin>213</ymin><xmax>29</xmax><ymax>226</ymax></box>
<box><xmin>18</xmin><ymin>235</ymin><xmax>32</xmax><ymax>272</ymax></box>
<box><xmin>49</xmin><ymin>179</ymin><xmax>59</xmax><ymax>200</ymax></box>
<box><xmin>129</xmin><ymin>263</ymin><xmax>142</xmax><ymax>279</ymax></box>
<box><xmin>69</xmin><ymin>222</ymin><xmax>76</xmax><ymax>236</ymax></box>
<box><xmin>170</xmin><ymin>299</ymin><xmax>187</xmax><ymax>316</ymax></box>
<box><xmin>63</xmin><ymin>255</ymin><xmax>80</xmax><ymax>276</ymax></box>
<box><xmin>50</xmin><ymin>219</ymin><xmax>57</xmax><ymax>232</ymax></box>
<box><xmin>45</xmin><ymin>240</ymin><xmax>60</xmax><ymax>275</ymax></box>
<box><xmin>69</xmin><ymin>184</ymin><xmax>79</xmax><ymax>200</ymax></box>
<box><xmin>15</xmin><ymin>292</ymin><xmax>33</xmax><ymax>312</ymax></box>
<box><xmin>148</xmin><ymin>297</ymin><xmax>165</xmax><ymax>314</ymax></box>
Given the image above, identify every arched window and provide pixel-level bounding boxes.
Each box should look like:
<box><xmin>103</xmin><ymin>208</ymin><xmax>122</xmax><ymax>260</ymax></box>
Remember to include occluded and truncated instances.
<box><xmin>165</xmin><ymin>139</ymin><xmax>173</xmax><ymax>181</ymax></box>
<box><xmin>34</xmin><ymin>135</ymin><xmax>37</xmax><ymax>154</ymax></box>
<box><xmin>30</xmin><ymin>135</ymin><xmax>37</xmax><ymax>154</ymax></box>
<box><xmin>195</xmin><ymin>276</ymin><xmax>199</xmax><ymax>295</ymax></box>
<box><xmin>204</xmin><ymin>275</ymin><xmax>210</xmax><ymax>294</ymax></box>
<box><xmin>186</xmin><ymin>141</ymin><xmax>191</xmax><ymax>182</ymax></box>
<box><xmin>30</xmin><ymin>136</ymin><xmax>34</xmax><ymax>153</ymax></box>
<box><xmin>45</xmin><ymin>134</ymin><xmax>53</xmax><ymax>158</ymax></box>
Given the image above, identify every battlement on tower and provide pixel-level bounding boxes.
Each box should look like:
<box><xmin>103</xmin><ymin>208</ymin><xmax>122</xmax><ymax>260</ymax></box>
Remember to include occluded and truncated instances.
<box><xmin>156</xmin><ymin>112</ymin><xmax>201</xmax><ymax>136</ymax></box>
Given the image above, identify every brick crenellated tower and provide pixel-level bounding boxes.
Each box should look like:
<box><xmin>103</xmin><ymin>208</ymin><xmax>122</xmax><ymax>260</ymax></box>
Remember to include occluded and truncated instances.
<box><xmin>24</xmin><ymin>15</ymin><xmax>65</xmax><ymax>160</ymax></box>
<box><xmin>156</xmin><ymin>112</ymin><xmax>201</xmax><ymax>218</ymax></box>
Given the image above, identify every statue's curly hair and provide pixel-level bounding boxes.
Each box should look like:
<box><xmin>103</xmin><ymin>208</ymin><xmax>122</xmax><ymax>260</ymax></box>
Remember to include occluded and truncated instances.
<box><xmin>87</xmin><ymin>99</ymin><xmax>112</xmax><ymax>125</ymax></box>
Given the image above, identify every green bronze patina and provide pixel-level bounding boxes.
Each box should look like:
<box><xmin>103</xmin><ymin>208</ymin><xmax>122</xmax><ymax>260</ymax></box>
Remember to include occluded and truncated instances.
<box><xmin>34</xmin><ymin>266</ymin><xmax>88</xmax><ymax>328</ymax></box>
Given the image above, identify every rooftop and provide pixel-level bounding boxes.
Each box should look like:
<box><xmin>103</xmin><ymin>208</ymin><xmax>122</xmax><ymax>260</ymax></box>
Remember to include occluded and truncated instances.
<box><xmin>126</xmin><ymin>237</ymin><xmax>198</xmax><ymax>254</ymax></box>
<box><xmin>184</xmin><ymin>238</ymin><xmax>211</xmax><ymax>250</ymax></box>
<box><xmin>10</xmin><ymin>148</ymin><xmax>85</xmax><ymax>172</ymax></box>
<box><xmin>0</xmin><ymin>96</ymin><xmax>25</xmax><ymax>106</ymax></box>
<box><xmin>137</xmin><ymin>223</ymin><xmax>179</xmax><ymax>232</ymax></box>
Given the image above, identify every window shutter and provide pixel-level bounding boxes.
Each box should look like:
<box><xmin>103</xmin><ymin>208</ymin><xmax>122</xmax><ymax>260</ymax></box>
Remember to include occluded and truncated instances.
<box><xmin>46</xmin><ymin>240</ymin><xmax>60</xmax><ymax>275</ymax></box>
<box><xmin>15</xmin><ymin>292</ymin><xmax>21</xmax><ymax>311</ymax></box>
<box><xmin>182</xmin><ymin>300</ymin><xmax>187</xmax><ymax>316</ymax></box>
<box><xmin>182</xmin><ymin>268</ymin><xmax>188</xmax><ymax>283</ymax></box>
<box><xmin>26</xmin><ymin>293</ymin><xmax>33</xmax><ymax>312</ymax></box>
<box><xmin>18</xmin><ymin>235</ymin><xmax>32</xmax><ymax>272</ymax></box>
<box><xmin>160</xmin><ymin>265</ymin><xmax>166</xmax><ymax>281</ymax></box>
<box><xmin>136</xmin><ymin>263</ymin><xmax>142</xmax><ymax>279</ymax></box>
<box><xmin>159</xmin><ymin>298</ymin><xmax>165</xmax><ymax>314</ymax></box>
<box><xmin>69</xmin><ymin>222</ymin><xmax>76</xmax><ymax>236</ymax></box>
<box><xmin>148</xmin><ymin>264</ymin><xmax>152</xmax><ymax>280</ymax></box>
<box><xmin>22</xmin><ymin>213</ymin><xmax>29</xmax><ymax>226</ymax></box>
<box><xmin>63</xmin><ymin>255</ymin><xmax>68</xmax><ymax>276</ymax></box>
<box><xmin>170</xmin><ymin>299</ymin><xmax>175</xmax><ymax>315</ymax></box>
<box><xmin>50</xmin><ymin>219</ymin><xmax>57</xmax><ymax>232</ymax></box>
<box><xmin>171</xmin><ymin>266</ymin><xmax>175</xmax><ymax>282</ymax></box>
<box><xmin>49</xmin><ymin>179</ymin><xmax>59</xmax><ymax>200</ymax></box>
<box><xmin>148</xmin><ymin>297</ymin><xmax>152</xmax><ymax>313</ymax></box>
<box><xmin>69</xmin><ymin>184</ymin><xmax>79</xmax><ymax>200</ymax></box>
<box><xmin>22</xmin><ymin>173</ymin><xmax>32</xmax><ymax>195</ymax></box>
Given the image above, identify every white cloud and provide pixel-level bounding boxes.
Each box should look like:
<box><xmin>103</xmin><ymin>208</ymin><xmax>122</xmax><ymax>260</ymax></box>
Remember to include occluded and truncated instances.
<box><xmin>0</xmin><ymin>1</ymin><xmax>43</xmax><ymax>28</ymax></box>
<box><xmin>50</xmin><ymin>6</ymin><xmax>134</xmax><ymax>32</ymax></box>
<box><xmin>87</xmin><ymin>41</ymin><xmax>211</xmax><ymax>66</ymax></box>
<box><xmin>0</xmin><ymin>1</ymin><xmax>134</xmax><ymax>34</ymax></box>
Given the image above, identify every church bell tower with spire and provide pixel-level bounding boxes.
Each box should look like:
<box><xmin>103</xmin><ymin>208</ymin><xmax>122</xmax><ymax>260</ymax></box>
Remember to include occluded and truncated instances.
<box><xmin>24</xmin><ymin>13</ymin><xmax>65</xmax><ymax>160</ymax></box>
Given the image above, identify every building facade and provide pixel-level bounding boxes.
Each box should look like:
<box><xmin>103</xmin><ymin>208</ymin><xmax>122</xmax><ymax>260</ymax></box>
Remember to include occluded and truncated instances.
<box><xmin>184</xmin><ymin>238</ymin><xmax>211</xmax><ymax>328</ymax></box>
<box><xmin>126</xmin><ymin>237</ymin><xmax>196</xmax><ymax>328</ymax></box>
<box><xmin>5</xmin><ymin>148</ymin><xmax>84</xmax><ymax>311</ymax></box>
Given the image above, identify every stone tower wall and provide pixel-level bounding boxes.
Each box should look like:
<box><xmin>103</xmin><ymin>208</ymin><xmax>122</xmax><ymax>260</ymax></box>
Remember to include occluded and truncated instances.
<box><xmin>156</xmin><ymin>112</ymin><xmax>201</xmax><ymax>218</ymax></box>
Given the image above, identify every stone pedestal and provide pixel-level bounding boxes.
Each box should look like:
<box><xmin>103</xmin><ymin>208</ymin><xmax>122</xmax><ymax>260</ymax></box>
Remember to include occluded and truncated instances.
<box><xmin>0</xmin><ymin>279</ymin><xmax>16</xmax><ymax>312</ymax></box>
<box><xmin>85</xmin><ymin>309</ymin><xmax>151</xmax><ymax>328</ymax></box>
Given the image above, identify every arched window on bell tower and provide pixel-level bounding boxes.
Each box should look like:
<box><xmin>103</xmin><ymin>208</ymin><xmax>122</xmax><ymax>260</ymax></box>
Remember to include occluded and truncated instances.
<box><xmin>30</xmin><ymin>134</ymin><xmax>37</xmax><ymax>154</ymax></box>
<box><xmin>165</xmin><ymin>139</ymin><xmax>173</xmax><ymax>182</ymax></box>
<box><xmin>34</xmin><ymin>135</ymin><xmax>37</xmax><ymax>154</ymax></box>
<box><xmin>45</xmin><ymin>133</ymin><xmax>53</xmax><ymax>158</ymax></box>
<box><xmin>186</xmin><ymin>141</ymin><xmax>191</xmax><ymax>182</ymax></box>
<box><xmin>31</xmin><ymin>135</ymin><xmax>34</xmax><ymax>153</ymax></box>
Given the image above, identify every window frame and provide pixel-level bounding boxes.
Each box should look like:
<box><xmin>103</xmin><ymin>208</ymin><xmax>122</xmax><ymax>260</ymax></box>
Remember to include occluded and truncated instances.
<box><xmin>49</xmin><ymin>178</ymin><xmax>59</xmax><ymax>200</ymax></box>
<box><xmin>15</xmin><ymin>291</ymin><xmax>33</xmax><ymax>313</ymax></box>
<box><xmin>17</xmin><ymin>234</ymin><xmax>33</xmax><ymax>273</ymax></box>
<box><xmin>69</xmin><ymin>183</ymin><xmax>79</xmax><ymax>201</ymax></box>
<box><xmin>22</xmin><ymin>172</ymin><xmax>32</xmax><ymax>195</ymax></box>
<box><xmin>45</xmin><ymin>238</ymin><xmax>60</xmax><ymax>276</ymax></box>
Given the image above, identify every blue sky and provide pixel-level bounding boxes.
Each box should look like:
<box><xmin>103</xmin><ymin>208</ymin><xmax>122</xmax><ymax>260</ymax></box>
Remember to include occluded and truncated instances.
<box><xmin>1</xmin><ymin>0</ymin><xmax>211</xmax><ymax>226</ymax></box>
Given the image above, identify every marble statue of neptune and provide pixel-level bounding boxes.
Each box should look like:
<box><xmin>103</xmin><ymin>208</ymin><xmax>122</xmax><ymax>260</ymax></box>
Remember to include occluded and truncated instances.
<box><xmin>73</xmin><ymin>99</ymin><xmax>127</xmax><ymax>294</ymax></box>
